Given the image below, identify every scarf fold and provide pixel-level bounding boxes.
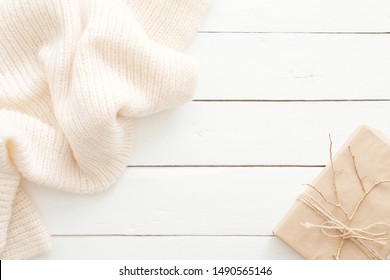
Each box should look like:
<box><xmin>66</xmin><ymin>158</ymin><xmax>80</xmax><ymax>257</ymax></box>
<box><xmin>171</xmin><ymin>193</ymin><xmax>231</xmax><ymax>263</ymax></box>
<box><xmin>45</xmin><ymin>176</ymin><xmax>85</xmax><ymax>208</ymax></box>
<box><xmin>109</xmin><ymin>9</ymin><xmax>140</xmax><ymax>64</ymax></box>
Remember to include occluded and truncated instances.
<box><xmin>0</xmin><ymin>0</ymin><xmax>210</xmax><ymax>259</ymax></box>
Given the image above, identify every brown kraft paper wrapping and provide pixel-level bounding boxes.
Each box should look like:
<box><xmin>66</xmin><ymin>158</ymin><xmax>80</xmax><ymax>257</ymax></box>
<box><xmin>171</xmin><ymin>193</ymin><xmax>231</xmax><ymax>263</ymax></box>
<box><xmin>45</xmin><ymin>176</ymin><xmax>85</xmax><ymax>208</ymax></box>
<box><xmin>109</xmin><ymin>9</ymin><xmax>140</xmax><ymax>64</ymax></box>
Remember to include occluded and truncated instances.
<box><xmin>274</xmin><ymin>126</ymin><xmax>390</xmax><ymax>260</ymax></box>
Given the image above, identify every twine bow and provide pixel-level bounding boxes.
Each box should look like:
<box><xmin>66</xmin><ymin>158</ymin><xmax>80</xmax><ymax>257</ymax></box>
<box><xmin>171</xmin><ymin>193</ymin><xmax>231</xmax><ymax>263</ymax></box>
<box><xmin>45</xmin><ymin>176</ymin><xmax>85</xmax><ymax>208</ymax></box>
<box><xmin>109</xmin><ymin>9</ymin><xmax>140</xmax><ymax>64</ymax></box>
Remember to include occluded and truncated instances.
<box><xmin>298</xmin><ymin>193</ymin><xmax>390</xmax><ymax>259</ymax></box>
<box><xmin>302</xmin><ymin>221</ymin><xmax>390</xmax><ymax>245</ymax></box>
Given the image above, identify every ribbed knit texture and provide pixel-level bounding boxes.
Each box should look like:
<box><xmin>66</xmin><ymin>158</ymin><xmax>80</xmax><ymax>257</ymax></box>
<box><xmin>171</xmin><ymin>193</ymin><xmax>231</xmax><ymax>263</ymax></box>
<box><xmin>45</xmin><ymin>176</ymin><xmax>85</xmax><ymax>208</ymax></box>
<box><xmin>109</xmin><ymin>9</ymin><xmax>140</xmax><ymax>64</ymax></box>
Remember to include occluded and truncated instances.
<box><xmin>0</xmin><ymin>0</ymin><xmax>210</xmax><ymax>259</ymax></box>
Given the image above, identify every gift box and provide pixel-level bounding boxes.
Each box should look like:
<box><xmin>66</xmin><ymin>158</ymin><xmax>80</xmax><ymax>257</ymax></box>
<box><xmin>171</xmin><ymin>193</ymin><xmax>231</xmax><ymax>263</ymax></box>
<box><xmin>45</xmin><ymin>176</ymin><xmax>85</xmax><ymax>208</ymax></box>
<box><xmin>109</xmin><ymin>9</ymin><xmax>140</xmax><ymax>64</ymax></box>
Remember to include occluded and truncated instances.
<box><xmin>274</xmin><ymin>126</ymin><xmax>390</xmax><ymax>260</ymax></box>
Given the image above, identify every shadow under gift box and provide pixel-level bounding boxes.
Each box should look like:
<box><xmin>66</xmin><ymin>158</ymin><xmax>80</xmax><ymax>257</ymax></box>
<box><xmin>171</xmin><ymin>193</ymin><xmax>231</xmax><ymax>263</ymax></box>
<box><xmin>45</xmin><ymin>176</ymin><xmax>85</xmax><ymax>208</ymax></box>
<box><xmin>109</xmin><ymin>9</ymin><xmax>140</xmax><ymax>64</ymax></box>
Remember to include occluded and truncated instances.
<box><xmin>274</xmin><ymin>126</ymin><xmax>390</xmax><ymax>260</ymax></box>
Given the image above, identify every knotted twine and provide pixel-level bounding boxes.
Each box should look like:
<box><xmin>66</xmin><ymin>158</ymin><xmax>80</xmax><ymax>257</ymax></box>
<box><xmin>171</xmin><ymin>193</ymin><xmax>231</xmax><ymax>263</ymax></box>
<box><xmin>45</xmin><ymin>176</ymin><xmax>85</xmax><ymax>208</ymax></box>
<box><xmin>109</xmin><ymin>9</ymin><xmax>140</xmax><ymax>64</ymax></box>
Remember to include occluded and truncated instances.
<box><xmin>298</xmin><ymin>193</ymin><xmax>390</xmax><ymax>260</ymax></box>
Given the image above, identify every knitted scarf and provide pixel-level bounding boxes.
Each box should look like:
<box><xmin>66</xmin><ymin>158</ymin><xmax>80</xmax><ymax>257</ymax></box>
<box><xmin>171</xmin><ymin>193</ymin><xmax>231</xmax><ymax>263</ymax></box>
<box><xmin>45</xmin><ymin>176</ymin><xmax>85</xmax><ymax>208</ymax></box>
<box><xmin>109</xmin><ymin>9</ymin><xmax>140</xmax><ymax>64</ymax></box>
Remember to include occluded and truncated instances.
<box><xmin>0</xmin><ymin>0</ymin><xmax>210</xmax><ymax>259</ymax></box>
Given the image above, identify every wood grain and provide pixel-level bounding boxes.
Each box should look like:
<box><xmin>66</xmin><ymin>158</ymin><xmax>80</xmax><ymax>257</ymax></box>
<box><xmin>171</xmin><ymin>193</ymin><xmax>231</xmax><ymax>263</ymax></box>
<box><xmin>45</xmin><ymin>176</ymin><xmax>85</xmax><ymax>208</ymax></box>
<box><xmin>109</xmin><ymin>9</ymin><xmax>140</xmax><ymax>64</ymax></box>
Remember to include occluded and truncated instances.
<box><xmin>189</xmin><ymin>34</ymin><xmax>390</xmax><ymax>100</ymax></box>
<box><xmin>132</xmin><ymin>102</ymin><xmax>390</xmax><ymax>165</ymax></box>
<box><xmin>199</xmin><ymin>0</ymin><xmax>390</xmax><ymax>32</ymax></box>
<box><xmin>26</xmin><ymin>167</ymin><xmax>318</xmax><ymax>235</ymax></box>
<box><xmin>33</xmin><ymin>236</ymin><xmax>302</xmax><ymax>260</ymax></box>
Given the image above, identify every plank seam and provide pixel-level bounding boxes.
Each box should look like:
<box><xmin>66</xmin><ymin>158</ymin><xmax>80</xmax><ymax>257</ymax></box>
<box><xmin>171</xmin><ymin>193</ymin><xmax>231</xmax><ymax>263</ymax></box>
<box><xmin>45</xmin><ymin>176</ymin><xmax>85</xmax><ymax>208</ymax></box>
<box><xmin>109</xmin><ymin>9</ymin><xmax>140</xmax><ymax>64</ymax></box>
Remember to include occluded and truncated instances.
<box><xmin>51</xmin><ymin>234</ymin><xmax>276</xmax><ymax>237</ymax></box>
<box><xmin>198</xmin><ymin>31</ymin><xmax>390</xmax><ymax>35</ymax></box>
<box><xmin>126</xmin><ymin>165</ymin><xmax>325</xmax><ymax>168</ymax></box>
<box><xmin>192</xmin><ymin>99</ymin><xmax>390</xmax><ymax>103</ymax></box>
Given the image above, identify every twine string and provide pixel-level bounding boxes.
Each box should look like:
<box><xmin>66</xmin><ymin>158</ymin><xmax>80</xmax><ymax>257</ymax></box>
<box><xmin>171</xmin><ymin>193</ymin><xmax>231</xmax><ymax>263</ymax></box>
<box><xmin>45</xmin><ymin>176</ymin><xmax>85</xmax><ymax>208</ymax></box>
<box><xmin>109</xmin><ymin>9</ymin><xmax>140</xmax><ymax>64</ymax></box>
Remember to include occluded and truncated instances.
<box><xmin>298</xmin><ymin>193</ymin><xmax>390</xmax><ymax>259</ymax></box>
<box><xmin>302</xmin><ymin>221</ymin><xmax>390</xmax><ymax>244</ymax></box>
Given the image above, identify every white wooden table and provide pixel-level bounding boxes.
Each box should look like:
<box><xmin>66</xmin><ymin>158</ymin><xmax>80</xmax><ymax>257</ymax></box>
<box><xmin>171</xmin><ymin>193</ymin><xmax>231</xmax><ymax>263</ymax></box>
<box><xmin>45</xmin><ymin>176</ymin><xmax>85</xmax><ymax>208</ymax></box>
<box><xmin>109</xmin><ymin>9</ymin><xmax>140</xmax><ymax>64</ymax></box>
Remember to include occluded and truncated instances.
<box><xmin>30</xmin><ymin>0</ymin><xmax>390</xmax><ymax>259</ymax></box>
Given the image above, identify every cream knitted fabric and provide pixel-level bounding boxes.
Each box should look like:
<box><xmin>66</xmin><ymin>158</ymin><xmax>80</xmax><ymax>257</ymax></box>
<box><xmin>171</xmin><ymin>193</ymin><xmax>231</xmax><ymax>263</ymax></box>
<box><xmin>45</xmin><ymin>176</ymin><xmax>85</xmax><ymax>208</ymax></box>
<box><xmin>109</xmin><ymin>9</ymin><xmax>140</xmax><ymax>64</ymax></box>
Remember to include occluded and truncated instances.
<box><xmin>0</xmin><ymin>0</ymin><xmax>210</xmax><ymax>259</ymax></box>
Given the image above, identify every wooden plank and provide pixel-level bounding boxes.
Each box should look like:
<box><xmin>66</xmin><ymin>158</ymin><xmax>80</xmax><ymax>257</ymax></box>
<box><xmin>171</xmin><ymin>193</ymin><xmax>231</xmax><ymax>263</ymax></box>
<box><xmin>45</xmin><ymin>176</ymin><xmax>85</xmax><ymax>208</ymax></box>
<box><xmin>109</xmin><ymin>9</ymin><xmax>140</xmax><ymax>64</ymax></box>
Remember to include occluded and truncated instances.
<box><xmin>132</xmin><ymin>102</ymin><xmax>390</xmax><ymax>165</ymax></box>
<box><xmin>26</xmin><ymin>167</ymin><xmax>319</xmax><ymax>235</ymax></box>
<box><xmin>199</xmin><ymin>0</ymin><xmax>390</xmax><ymax>32</ymax></box>
<box><xmin>33</xmin><ymin>236</ymin><xmax>302</xmax><ymax>260</ymax></box>
<box><xmin>189</xmin><ymin>33</ymin><xmax>390</xmax><ymax>100</ymax></box>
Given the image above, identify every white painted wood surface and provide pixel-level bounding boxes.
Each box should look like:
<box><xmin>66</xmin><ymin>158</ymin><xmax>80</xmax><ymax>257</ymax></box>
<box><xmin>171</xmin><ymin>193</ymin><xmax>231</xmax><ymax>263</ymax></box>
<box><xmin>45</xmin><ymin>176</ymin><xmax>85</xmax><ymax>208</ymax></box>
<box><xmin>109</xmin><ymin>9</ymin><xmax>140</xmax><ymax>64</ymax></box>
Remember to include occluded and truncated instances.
<box><xmin>190</xmin><ymin>34</ymin><xmax>390</xmax><ymax>100</ymax></box>
<box><xmin>199</xmin><ymin>0</ymin><xmax>390</xmax><ymax>32</ymax></box>
<box><xmin>34</xmin><ymin>237</ymin><xmax>302</xmax><ymax>260</ymax></box>
<box><xmin>26</xmin><ymin>168</ymin><xmax>318</xmax><ymax>235</ymax></box>
<box><xmin>28</xmin><ymin>1</ymin><xmax>390</xmax><ymax>259</ymax></box>
<box><xmin>132</xmin><ymin>102</ymin><xmax>390</xmax><ymax>165</ymax></box>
